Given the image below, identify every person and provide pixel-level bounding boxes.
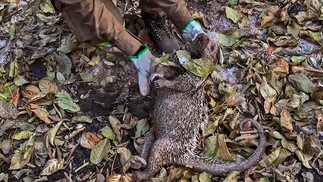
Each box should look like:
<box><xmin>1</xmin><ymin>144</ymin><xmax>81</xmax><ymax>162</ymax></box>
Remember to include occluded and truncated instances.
<box><xmin>51</xmin><ymin>0</ymin><xmax>217</xmax><ymax>96</ymax></box>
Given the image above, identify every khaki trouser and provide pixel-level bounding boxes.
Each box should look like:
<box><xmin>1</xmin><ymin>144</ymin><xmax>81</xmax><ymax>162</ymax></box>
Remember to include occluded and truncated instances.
<box><xmin>55</xmin><ymin>0</ymin><xmax>191</xmax><ymax>56</ymax></box>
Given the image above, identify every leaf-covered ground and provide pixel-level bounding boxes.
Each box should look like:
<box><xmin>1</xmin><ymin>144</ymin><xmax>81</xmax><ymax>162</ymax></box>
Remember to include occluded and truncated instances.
<box><xmin>0</xmin><ymin>0</ymin><xmax>323</xmax><ymax>181</ymax></box>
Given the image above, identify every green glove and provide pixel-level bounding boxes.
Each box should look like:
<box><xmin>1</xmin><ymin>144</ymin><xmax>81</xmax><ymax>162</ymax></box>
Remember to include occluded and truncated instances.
<box><xmin>129</xmin><ymin>45</ymin><xmax>156</xmax><ymax>96</ymax></box>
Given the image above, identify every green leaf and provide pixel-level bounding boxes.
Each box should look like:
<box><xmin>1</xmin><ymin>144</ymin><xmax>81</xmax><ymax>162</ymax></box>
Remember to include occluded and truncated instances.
<box><xmin>288</xmin><ymin>73</ymin><xmax>314</xmax><ymax>94</ymax></box>
<box><xmin>12</xmin><ymin>131</ymin><xmax>33</xmax><ymax>140</ymax></box>
<box><xmin>56</xmin><ymin>91</ymin><xmax>80</xmax><ymax>113</ymax></box>
<box><xmin>259</xmin><ymin>147</ymin><xmax>291</xmax><ymax>168</ymax></box>
<box><xmin>135</xmin><ymin>119</ymin><xmax>149</xmax><ymax>138</ymax></box>
<box><xmin>225</xmin><ymin>6</ymin><xmax>243</xmax><ymax>23</ymax></box>
<box><xmin>18</xmin><ymin>122</ymin><xmax>36</xmax><ymax>131</ymax></box>
<box><xmin>156</xmin><ymin>54</ymin><xmax>180</xmax><ymax>67</ymax></box>
<box><xmin>291</xmin><ymin>56</ymin><xmax>306</xmax><ymax>63</ymax></box>
<box><xmin>9</xmin><ymin>134</ymin><xmax>35</xmax><ymax>170</ymax></box>
<box><xmin>151</xmin><ymin>168</ymin><xmax>167</xmax><ymax>181</ymax></box>
<box><xmin>223</xmin><ymin>171</ymin><xmax>240</xmax><ymax>182</ymax></box>
<box><xmin>0</xmin><ymin>83</ymin><xmax>16</xmax><ymax>101</ymax></box>
<box><xmin>260</xmin><ymin>78</ymin><xmax>277</xmax><ymax>98</ymax></box>
<box><xmin>295</xmin><ymin>150</ymin><xmax>312</xmax><ymax>169</ymax></box>
<box><xmin>9</xmin><ymin>24</ymin><xmax>15</xmax><ymax>41</ymax></box>
<box><xmin>14</xmin><ymin>76</ymin><xmax>29</xmax><ymax>86</ymax></box>
<box><xmin>48</xmin><ymin>120</ymin><xmax>64</xmax><ymax>146</ymax></box>
<box><xmin>215</xmin><ymin>33</ymin><xmax>238</xmax><ymax>47</ymax></box>
<box><xmin>0</xmin><ymin>101</ymin><xmax>18</xmax><ymax>119</ymax></box>
<box><xmin>71</xmin><ymin>115</ymin><xmax>93</xmax><ymax>123</ymax></box>
<box><xmin>226</xmin><ymin>0</ymin><xmax>238</xmax><ymax>6</ymax></box>
<box><xmin>90</xmin><ymin>138</ymin><xmax>111</xmax><ymax>164</ymax></box>
<box><xmin>0</xmin><ymin>173</ymin><xmax>9</xmax><ymax>182</ymax></box>
<box><xmin>117</xmin><ymin>147</ymin><xmax>132</xmax><ymax>172</ymax></box>
<box><xmin>176</xmin><ymin>50</ymin><xmax>215</xmax><ymax>77</ymax></box>
<box><xmin>9</xmin><ymin>59</ymin><xmax>21</xmax><ymax>78</ymax></box>
<box><xmin>203</xmin><ymin>135</ymin><xmax>217</xmax><ymax>157</ymax></box>
<box><xmin>80</xmin><ymin>72</ymin><xmax>94</xmax><ymax>83</ymax></box>
<box><xmin>40</xmin><ymin>0</ymin><xmax>55</xmax><ymax>14</ymax></box>
<box><xmin>199</xmin><ymin>172</ymin><xmax>212</xmax><ymax>182</ymax></box>
<box><xmin>101</xmin><ymin>126</ymin><xmax>116</xmax><ymax>140</ymax></box>
<box><xmin>108</xmin><ymin>116</ymin><xmax>122</xmax><ymax>141</ymax></box>
<box><xmin>306</xmin><ymin>31</ymin><xmax>323</xmax><ymax>45</ymax></box>
<box><xmin>55</xmin><ymin>52</ymin><xmax>72</xmax><ymax>76</ymax></box>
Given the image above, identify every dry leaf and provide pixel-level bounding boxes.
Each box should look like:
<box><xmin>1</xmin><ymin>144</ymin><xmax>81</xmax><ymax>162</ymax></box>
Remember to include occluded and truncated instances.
<box><xmin>48</xmin><ymin>120</ymin><xmax>64</xmax><ymax>146</ymax></box>
<box><xmin>12</xmin><ymin>130</ymin><xmax>33</xmax><ymax>140</ymax></box>
<box><xmin>216</xmin><ymin>134</ymin><xmax>235</xmax><ymax>161</ymax></box>
<box><xmin>1</xmin><ymin>139</ymin><xmax>12</xmax><ymax>154</ymax></box>
<box><xmin>80</xmin><ymin>132</ymin><xmax>101</xmax><ymax>149</ymax></box>
<box><xmin>0</xmin><ymin>101</ymin><xmax>19</xmax><ymax>119</ymax></box>
<box><xmin>40</xmin><ymin>158</ymin><xmax>64</xmax><ymax>176</ymax></box>
<box><xmin>9</xmin><ymin>87</ymin><xmax>20</xmax><ymax>107</ymax></box>
<box><xmin>280</xmin><ymin>109</ymin><xmax>293</xmax><ymax>132</ymax></box>
<box><xmin>117</xmin><ymin>147</ymin><xmax>132</xmax><ymax>172</ymax></box>
<box><xmin>30</xmin><ymin>103</ymin><xmax>51</xmax><ymax>124</ymax></box>
<box><xmin>9</xmin><ymin>134</ymin><xmax>35</xmax><ymax>170</ymax></box>
<box><xmin>39</xmin><ymin>80</ymin><xmax>58</xmax><ymax>94</ymax></box>
<box><xmin>22</xmin><ymin>85</ymin><xmax>40</xmax><ymax>99</ymax></box>
<box><xmin>90</xmin><ymin>138</ymin><xmax>111</xmax><ymax>164</ymax></box>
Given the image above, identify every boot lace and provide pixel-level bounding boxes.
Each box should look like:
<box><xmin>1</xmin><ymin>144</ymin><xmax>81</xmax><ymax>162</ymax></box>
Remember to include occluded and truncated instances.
<box><xmin>150</xmin><ymin>16</ymin><xmax>173</xmax><ymax>41</ymax></box>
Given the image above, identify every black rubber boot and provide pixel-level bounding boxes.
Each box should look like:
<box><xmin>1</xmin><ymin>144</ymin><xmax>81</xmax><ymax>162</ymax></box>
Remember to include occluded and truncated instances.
<box><xmin>141</xmin><ymin>11</ymin><xmax>181</xmax><ymax>54</ymax></box>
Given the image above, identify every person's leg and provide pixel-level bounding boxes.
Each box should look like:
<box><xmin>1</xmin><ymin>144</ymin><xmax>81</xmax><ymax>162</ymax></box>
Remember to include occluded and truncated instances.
<box><xmin>139</xmin><ymin>0</ymin><xmax>181</xmax><ymax>54</ymax></box>
<box><xmin>55</xmin><ymin>0</ymin><xmax>142</xmax><ymax>56</ymax></box>
<box><xmin>140</xmin><ymin>0</ymin><xmax>165</xmax><ymax>17</ymax></box>
<box><xmin>141</xmin><ymin>0</ymin><xmax>191</xmax><ymax>31</ymax></box>
<box><xmin>140</xmin><ymin>0</ymin><xmax>218</xmax><ymax>59</ymax></box>
<box><xmin>53</xmin><ymin>0</ymin><xmax>157</xmax><ymax>96</ymax></box>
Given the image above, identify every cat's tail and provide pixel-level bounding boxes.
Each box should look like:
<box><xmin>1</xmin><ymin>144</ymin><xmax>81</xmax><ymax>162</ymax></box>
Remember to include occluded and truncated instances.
<box><xmin>183</xmin><ymin>118</ymin><xmax>266</xmax><ymax>175</ymax></box>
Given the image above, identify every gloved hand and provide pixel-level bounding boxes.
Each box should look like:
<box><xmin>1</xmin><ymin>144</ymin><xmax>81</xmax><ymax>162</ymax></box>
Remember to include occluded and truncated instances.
<box><xmin>182</xmin><ymin>20</ymin><xmax>219</xmax><ymax>59</ymax></box>
<box><xmin>129</xmin><ymin>45</ymin><xmax>156</xmax><ymax>96</ymax></box>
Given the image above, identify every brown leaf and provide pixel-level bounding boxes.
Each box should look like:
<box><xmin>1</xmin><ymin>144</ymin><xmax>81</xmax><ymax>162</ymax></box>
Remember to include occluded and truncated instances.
<box><xmin>270</xmin><ymin>99</ymin><xmax>289</xmax><ymax>116</ymax></box>
<box><xmin>1</xmin><ymin>139</ymin><xmax>12</xmax><ymax>155</ymax></box>
<box><xmin>216</xmin><ymin>134</ymin><xmax>235</xmax><ymax>161</ymax></box>
<box><xmin>260</xmin><ymin>6</ymin><xmax>279</xmax><ymax>27</ymax></box>
<box><xmin>267</xmin><ymin>36</ymin><xmax>298</xmax><ymax>47</ymax></box>
<box><xmin>106</xmin><ymin>174</ymin><xmax>132</xmax><ymax>182</ymax></box>
<box><xmin>287</xmin><ymin>21</ymin><xmax>302</xmax><ymax>38</ymax></box>
<box><xmin>10</xmin><ymin>87</ymin><xmax>20</xmax><ymax>107</ymax></box>
<box><xmin>109</xmin><ymin>116</ymin><xmax>122</xmax><ymax>141</ymax></box>
<box><xmin>264</xmin><ymin>97</ymin><xmax>276</xmax><ymax>114</ymax></box>
<box><xmin>271</xmin><ymin>59</ymin><xmax>289</xmax><ymax>78</ymax></box>
<box><xmin>88</xmin><ymin>55</ymin><xmax>101</xmax><ymax>66</ymax></box>
<box><xmin>315</xmin><ymin>110</ymin><xmax>323</xmax><ymax>132</ymax></box>
<box><xmin>39</xmin><ymin>80</ymin><xmax>58</xmax><ymax>94</ymax></box>
<box><xmin>259</xmin><ymin>77</ymin><xmax>277</xmax><ymax>114</ymax></box>
<box><xmin>40</xmin><ymin>159</ymin><xmax>64</xmax><ymax>176</ymax></box>
<box><xmin>117</xmin><ymin>147</ymin><xmax>132</xmax><ymax>172</ymax></box>
<box><xmin>22</xmin><ymin>85</ymin><xmax>40</xmax><ymax>99</ymax></box>
<box><xmin>192</xmin><ymin>11</ymin><xmax>209</xmax><ymax>28</ymax></box>
<box><xmin>312</xmin><ymin>86</ymin><xmax>323</xmax><ymax>104</ymax></box>
<box><xmin>80</xmin><ymin>132</ymin><xmax>101</xmax><ymax>149</ymax></box>
<box><xmin>225</xmin><ymin>92</ymin><xmax>245</xmax><ymax>106</ymax></box>
<box><xmin>280</xmin><ymin>109</ymin><xmax>293</xmax><ymax>132</ymax></box>
<box><xmin>30</xmin><ymin>103</ymin><xmax>51</xmax><ymax>124</ymax></box>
